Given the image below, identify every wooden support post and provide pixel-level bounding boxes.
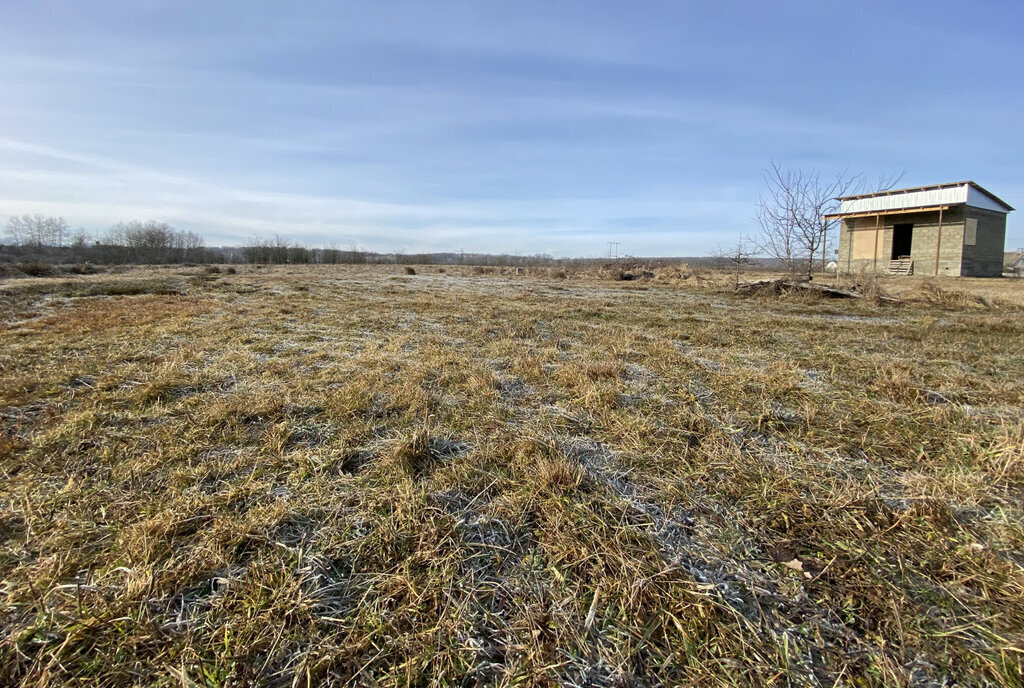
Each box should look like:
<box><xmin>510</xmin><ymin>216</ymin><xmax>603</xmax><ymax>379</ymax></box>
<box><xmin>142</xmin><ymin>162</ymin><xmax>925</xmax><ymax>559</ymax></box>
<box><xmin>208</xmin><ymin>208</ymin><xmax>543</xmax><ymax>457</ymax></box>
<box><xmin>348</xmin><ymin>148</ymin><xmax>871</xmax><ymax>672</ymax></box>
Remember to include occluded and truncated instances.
<box><xmin>934</xmin><ymin>206</ymin><xmax>943</xmax><ymax>276</ymax></box>
<box><xmin>847</xmin><ymin>221</ymin><xmax>854</xmax><ymax>271</ymax></box>
<box><xmin>872</xmin><ymin>213</ymin><xmax>880</xmax><ymax>273</ymax></box>
<box><xmin>822</xmin><ymin>225</ymin><xmax>827</xmax><ymax>274</ymax></box>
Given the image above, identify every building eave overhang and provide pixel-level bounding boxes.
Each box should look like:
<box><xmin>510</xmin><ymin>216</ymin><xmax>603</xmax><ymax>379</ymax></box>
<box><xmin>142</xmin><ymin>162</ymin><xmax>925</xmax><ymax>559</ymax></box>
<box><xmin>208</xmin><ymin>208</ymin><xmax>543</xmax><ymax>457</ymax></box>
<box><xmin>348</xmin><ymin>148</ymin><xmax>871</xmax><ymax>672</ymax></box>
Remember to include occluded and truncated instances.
<box><xmin>824</xmin><ymin>204</ymin><xmax>956</xmax><ymax>220</ymax></box>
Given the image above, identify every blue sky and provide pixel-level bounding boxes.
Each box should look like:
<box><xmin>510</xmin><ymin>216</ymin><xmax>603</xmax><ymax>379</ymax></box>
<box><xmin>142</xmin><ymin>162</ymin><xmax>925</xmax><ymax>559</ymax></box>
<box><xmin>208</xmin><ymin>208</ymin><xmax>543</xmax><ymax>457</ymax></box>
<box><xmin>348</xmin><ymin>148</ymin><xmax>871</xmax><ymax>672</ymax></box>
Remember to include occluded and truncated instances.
<box><xmin>1</xmin><ymin>1</ymin><xmax>1021</xmax><ymax>256</ymax></box>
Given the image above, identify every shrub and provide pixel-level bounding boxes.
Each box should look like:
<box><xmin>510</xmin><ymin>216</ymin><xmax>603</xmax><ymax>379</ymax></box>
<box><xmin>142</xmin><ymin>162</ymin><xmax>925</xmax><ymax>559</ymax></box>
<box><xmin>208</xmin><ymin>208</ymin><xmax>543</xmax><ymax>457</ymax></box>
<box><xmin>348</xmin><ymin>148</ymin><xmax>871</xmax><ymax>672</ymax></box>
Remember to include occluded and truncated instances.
<box><xmin>66</xmin><ymin>264</ymin><xmax>102</xmax><ymax>275</ymax></box>
<box><xmin>17</xmin><ymin>262</ymin><xmax>51</xmax><ymax>276</ymax></box>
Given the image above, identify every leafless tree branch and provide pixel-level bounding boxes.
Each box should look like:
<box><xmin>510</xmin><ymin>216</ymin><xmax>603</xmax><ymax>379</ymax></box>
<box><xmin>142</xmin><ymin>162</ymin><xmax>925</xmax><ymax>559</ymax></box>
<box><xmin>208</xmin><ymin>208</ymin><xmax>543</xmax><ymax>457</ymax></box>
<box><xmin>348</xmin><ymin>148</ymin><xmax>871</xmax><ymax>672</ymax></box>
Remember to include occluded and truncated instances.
<box><xmin>750</xmin><ymin>162</ymin><xmax>904</xmax><ymax>276</ymax></box>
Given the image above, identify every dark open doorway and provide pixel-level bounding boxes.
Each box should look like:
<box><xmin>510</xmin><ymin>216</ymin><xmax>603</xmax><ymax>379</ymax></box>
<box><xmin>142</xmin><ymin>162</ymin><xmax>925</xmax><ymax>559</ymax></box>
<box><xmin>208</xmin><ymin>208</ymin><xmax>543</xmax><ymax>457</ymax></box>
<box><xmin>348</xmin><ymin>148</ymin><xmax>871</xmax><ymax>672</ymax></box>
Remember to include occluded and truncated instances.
<box><xmin>891</xmin><ymin>223</ymin><xmax>913</xmax><ymax>259</ymax></box>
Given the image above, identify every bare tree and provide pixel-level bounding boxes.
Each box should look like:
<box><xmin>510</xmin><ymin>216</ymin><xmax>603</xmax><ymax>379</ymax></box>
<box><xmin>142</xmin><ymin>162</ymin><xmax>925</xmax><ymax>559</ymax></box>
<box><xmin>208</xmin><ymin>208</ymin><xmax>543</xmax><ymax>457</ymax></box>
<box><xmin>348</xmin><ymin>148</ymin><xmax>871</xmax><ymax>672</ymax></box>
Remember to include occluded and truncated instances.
<box><xmin>105</xmin><ymin>220</ymin><xmax>205</xmax><ymax>263</ymax></box>
<box><xmin>270</xmin><ymin>234</ymin><xmax>290</xmax><ymax>263</ymax></box>
<box><xmin>751</xmin><ymin>162</ymin><xmax>902</xmax><ymax>277</ymax></box>
<box><xmin>347</xmin><ymin>242</ymin><xmax>367</xmax><ymax>264</ymax></box>
<box><xmin>322</xmin><ymin>241</ymin><xmax>341</xmax><ymax>265</ymax></box>
<box><xmin>69</xmin><ymin>227</ymin><xmax>91</xmax><ymax>248</ymax></box>
<box><xmin>712</xmin><ymin>238</ymin><xmax>757</xmax><ymax>289</ymax></box>
<box><xmin>241</xmin><ymin>234</ymin><xmax>303</xmax><ymax>264</ymax></box>
<box><xmin>243</xmin><ymin>237</ymin><xmax>271</xmax><ymax>263</ymax></box>
<box><xmin>4</xmin><ymin>214</ymin><xmax>69</xmax><ymax>249</ymax></box>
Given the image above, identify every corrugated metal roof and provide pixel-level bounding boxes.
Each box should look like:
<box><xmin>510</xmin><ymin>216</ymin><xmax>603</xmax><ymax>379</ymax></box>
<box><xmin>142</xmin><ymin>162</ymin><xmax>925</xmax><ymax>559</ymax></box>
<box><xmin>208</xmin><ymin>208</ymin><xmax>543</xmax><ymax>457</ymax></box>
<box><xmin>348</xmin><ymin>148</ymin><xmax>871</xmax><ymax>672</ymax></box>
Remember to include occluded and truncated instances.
<box><xmin>832</xmin><ymin>181</ymin><xmax>1013</xmax><ymax>216</ymax></box>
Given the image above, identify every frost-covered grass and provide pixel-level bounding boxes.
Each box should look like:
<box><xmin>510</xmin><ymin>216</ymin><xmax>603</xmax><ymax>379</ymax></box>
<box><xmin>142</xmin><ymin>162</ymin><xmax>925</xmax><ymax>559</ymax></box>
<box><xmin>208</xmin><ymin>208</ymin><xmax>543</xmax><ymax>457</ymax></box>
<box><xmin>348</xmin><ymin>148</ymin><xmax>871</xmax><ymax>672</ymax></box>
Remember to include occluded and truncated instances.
<box><xmin>2</xmin><ymin>265</ymin><xmax>1022</xmax><ymax>686</ymax></box>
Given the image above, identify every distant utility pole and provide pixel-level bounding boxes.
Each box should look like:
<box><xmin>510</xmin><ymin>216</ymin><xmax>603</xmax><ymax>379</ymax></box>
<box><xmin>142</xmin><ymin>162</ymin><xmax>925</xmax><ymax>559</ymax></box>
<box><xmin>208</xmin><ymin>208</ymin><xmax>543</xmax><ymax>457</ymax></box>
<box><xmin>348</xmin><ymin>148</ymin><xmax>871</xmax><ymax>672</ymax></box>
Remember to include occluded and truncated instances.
<box><xmin>607</xmin><ymin>241</ymin><xmax>621</xmax><ymax>259</ymax></box>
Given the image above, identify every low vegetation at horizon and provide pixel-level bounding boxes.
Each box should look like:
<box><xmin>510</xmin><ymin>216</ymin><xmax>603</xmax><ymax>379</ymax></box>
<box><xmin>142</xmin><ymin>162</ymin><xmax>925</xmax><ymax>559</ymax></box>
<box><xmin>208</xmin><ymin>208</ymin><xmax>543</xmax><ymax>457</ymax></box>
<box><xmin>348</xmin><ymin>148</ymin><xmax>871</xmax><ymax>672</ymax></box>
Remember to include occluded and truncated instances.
<box><xmin>1</xmin><ymin>265</ymin><xmax>1023</xmax><ymax>686</ymax></box>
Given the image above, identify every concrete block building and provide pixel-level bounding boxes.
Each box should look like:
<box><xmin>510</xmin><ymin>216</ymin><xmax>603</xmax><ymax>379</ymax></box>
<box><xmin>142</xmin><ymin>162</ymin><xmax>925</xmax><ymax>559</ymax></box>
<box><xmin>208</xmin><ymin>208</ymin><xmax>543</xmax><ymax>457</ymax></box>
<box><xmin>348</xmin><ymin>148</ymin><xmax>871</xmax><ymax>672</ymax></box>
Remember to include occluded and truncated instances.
<box><xmin>829</xmin><ymin>181</ymin><xmax>1013</xmax><ymax>277</ymax></box>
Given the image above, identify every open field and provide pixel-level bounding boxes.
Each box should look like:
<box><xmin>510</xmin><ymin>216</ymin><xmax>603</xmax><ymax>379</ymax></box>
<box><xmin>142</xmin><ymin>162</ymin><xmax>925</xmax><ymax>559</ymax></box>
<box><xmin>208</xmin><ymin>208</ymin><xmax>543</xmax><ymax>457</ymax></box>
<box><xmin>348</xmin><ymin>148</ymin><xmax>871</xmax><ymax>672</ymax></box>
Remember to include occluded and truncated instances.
<box><xmin>2</xmin><ymin>265</ymin><xmax>1023</xmax><ymax>687</ymax></box>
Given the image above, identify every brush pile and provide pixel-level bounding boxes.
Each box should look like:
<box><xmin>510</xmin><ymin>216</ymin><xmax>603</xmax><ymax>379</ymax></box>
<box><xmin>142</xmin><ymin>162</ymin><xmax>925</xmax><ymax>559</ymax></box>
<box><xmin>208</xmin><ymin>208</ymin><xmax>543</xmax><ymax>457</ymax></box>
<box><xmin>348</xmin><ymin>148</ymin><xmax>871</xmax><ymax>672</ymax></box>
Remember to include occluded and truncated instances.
<box><xmin>736</xmin><ymin>276</ymin><xmax>870</xmax><ymax>299</ymax></box>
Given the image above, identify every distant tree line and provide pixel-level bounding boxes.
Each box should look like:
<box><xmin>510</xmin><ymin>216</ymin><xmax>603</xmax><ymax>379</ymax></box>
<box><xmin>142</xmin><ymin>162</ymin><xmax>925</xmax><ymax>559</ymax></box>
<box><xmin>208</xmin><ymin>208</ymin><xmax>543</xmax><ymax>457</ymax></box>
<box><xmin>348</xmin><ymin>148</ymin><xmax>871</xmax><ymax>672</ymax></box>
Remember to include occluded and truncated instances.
<box><xmin>5</xmin><ymin>214</ymin><xmax>74</xmax><ymax>249</ymax></box>
<box><xmin>1</xmin><ymin>214</ymin><xmax>579</xmax><ymax>267</ymax></box>
<box><xmin>239</xmin><ymin>235</ymin><xmax>372</xmax><ymax>265</ymax></box>
<box><xmin>2</xmin><ymin>215</ymin><xmax>215</xmax><ymax>264</ymax></box>
<box><xmin>2</xmin><ymin>213</ymin><xmax>732</xmax><ymax>270</ymax></box>
<box><xmin>104</xmin><ymin>221</ymin><xmax>206</xmax><ymax>263</ymax></box>
<box><xmin>236</xmin><ymin>234</ymin><xmax>571</xmax><ymax>267</ymax></box>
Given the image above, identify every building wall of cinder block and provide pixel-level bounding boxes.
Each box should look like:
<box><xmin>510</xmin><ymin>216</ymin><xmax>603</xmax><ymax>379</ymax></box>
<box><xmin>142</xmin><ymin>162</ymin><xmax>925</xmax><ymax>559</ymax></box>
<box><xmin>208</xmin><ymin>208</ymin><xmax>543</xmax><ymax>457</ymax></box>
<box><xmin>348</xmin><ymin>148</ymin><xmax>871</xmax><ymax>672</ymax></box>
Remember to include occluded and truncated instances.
<box><xmin>960</xmin><ymin>207</ymin><xmax>1007</xmax><ymax>277</ymax></box>
<box><xmin>838</xmin><ymin>207</ymin><xmax>968</xmax><ymax>275</ymax></box>
<box><xmin>914</xmin><ymin>207</ymin><xmax>967</xmax><ymax>277</ymax></box>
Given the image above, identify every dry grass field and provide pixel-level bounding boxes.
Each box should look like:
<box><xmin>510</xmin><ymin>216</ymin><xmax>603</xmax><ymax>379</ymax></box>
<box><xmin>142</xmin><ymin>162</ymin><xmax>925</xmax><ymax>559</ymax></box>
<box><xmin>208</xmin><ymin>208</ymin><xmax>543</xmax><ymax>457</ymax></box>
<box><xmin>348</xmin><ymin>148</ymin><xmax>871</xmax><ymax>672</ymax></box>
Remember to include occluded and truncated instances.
<box><xmin>2</xmin><ymin>265</ymin><xmax>1023</xmax><ymax>687</ymax></box>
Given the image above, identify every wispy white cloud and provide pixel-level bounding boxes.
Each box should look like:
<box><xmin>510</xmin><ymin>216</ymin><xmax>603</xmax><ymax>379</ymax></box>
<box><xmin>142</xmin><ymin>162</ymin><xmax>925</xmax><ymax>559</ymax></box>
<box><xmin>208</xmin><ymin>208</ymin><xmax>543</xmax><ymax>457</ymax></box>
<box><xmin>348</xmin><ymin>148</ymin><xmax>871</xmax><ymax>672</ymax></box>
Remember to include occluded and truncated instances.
<box><xmin>0</xmin><ymin>1</ymin><xmax>1021</xmax><ymax>251</ymax></box>
<box><xmin>0</xmin><ymin>136</ymin><xmax>745</xmax><ymax>255</ymax></box>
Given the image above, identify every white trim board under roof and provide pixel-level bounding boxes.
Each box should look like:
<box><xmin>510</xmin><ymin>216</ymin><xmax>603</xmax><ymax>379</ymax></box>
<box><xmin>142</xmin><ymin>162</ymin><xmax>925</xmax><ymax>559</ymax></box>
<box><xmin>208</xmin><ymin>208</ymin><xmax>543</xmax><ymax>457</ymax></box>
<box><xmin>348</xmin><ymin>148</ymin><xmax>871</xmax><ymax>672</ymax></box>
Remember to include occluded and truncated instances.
<box><xmin>830</xmin><ymin>181</ymin><xmax>1014</xmax><ymax>217</ymax></box>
